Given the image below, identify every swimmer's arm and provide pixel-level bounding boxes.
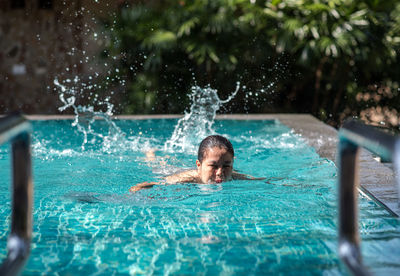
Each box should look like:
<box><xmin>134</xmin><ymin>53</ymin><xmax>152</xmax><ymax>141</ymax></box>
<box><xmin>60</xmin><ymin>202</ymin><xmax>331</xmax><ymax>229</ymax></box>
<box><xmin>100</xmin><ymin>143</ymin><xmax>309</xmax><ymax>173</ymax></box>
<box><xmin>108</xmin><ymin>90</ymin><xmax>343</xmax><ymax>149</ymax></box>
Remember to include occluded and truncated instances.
<box><xmin>129</xmin><ymin>181</ymin><xmax>160</xmax><ymax>192</ymax></box>
<box><xmin>164</xmin><ymin>169</ymin><xmax>199</xmax><ymax>184</ymax></box>
<box><xmin>129</xmin><ymin>170</ymin><xmax>199</xmax><ymax>193</ymax></box>
<box><xmin>232</xmin><ymin>171</ymin><xmax>266</xmax><ymax>181</ymax></box>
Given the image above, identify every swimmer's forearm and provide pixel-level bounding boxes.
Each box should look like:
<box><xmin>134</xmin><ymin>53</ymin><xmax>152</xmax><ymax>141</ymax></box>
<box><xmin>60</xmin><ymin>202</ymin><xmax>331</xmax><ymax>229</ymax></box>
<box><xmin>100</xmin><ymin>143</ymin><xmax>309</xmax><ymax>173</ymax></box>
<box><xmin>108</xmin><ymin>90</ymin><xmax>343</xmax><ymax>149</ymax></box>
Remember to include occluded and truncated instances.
<box><xmin>129</xmin><ymin>181</ymin><xmax>159</xmax><ymax>193</ymax></box>
<box><xmin>164</xmin><ymin>170</ymin><xmax>199</xmax><ymax>184</ymax></box>
<box><xmin>130</xmin><ymin>174</ymin><xmax>193</xmax><ymax>193</ymax></box>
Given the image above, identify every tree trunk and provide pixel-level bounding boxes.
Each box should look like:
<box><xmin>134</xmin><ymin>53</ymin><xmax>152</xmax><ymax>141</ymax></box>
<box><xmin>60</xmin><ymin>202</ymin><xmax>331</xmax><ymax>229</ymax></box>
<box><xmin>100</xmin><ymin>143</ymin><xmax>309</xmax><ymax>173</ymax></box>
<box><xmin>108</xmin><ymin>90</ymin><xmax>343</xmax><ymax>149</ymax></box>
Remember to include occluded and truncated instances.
<box><xmin>312</xmin><ymin>57</ymin><xmax>328</xmax><ymax>113</ymax></box>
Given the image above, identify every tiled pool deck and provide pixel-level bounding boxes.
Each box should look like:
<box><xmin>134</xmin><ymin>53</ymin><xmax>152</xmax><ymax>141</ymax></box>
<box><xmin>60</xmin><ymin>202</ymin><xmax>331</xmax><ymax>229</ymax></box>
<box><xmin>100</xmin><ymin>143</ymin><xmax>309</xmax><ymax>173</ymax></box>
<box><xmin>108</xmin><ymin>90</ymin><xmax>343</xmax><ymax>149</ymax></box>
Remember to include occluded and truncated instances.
<box><xmin>27</xmin><ymin>114</ymin><xmax>399</xmax><ymax>216</ymax></box>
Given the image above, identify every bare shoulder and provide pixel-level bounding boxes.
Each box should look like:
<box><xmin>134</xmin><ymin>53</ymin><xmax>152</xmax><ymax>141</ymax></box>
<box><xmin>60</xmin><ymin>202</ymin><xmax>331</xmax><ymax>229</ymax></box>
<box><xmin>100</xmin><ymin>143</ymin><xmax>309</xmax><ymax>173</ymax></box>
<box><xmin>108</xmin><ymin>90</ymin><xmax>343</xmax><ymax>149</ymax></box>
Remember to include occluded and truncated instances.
<box><xmin>164</xmin><ymin>169</ymin><xmax>200</xmax><ymax>184</ymax></box>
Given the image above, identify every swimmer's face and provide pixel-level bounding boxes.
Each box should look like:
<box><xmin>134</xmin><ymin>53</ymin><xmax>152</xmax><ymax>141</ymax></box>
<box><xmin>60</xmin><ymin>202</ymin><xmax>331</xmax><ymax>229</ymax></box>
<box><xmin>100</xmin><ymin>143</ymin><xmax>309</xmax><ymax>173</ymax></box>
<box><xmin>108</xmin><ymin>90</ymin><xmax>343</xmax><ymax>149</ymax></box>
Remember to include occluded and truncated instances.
<box><xmin>196</xmin><ymin>146</ymin><xmax>233</xmax><ymax>184</ymax></box>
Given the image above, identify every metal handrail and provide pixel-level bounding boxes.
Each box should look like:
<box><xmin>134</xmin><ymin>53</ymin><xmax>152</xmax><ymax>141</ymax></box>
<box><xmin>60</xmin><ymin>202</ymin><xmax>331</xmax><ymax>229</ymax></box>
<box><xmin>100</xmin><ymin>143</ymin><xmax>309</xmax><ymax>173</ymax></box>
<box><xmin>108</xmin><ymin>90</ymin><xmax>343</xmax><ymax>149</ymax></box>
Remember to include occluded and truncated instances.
<box><xmin>0</xmin><ymin>113</ymin><xmax>33</xmax><ymax>276</ymax></box>
<box><xmin>338</xmin><ymin>119</ymin><xmax>400</xmax><ymax>276</ymax></box>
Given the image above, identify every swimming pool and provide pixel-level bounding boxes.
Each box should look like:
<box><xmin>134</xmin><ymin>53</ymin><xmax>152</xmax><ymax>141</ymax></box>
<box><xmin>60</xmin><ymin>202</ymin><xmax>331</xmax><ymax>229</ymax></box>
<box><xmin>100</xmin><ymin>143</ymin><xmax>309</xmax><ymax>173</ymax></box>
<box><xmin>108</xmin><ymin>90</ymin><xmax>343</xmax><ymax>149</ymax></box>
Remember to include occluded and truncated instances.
<box><xmin>0</xmin><ymin>118</ymin><xmax>399</xmax><ymax>275</ymax></box>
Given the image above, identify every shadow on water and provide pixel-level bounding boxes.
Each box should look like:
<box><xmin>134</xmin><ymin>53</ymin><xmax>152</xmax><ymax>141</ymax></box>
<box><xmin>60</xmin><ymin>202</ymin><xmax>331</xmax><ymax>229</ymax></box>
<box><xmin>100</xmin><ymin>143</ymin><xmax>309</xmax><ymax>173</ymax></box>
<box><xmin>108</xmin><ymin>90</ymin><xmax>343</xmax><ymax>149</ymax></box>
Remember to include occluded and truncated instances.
<box><xmin>63</xmin><ymin>182</ymin><xmax>225</xmax><ymax>205</ymax></box>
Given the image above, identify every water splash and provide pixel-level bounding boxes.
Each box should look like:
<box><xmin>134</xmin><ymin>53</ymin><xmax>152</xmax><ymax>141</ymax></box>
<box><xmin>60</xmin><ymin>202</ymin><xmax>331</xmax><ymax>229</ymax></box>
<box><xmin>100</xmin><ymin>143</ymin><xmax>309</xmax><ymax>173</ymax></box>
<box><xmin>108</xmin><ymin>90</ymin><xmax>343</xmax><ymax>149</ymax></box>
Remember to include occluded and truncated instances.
<box><xmin>164</xmin><ymin>82</ymin><xmax>240</xmax><ymax>153</ymax></box>
<box><xmin>54</xmin><ymin>78</ymin><xmax>128</xmax><ymax>152</ymax></box>
<box><xmin>54</xmin><ymin>78</ymin><xmax>240</xmax><ymax>154</ymax></box>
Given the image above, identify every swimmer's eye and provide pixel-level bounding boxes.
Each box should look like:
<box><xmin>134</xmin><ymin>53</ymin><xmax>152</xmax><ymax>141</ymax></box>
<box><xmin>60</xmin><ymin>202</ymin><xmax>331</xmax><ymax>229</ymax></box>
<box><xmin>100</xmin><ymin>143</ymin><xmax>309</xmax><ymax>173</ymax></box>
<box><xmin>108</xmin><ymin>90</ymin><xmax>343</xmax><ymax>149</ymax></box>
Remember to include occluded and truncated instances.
<box><xmin>208</xmin><ymin>164</ymin><xmax>231</xmax><ymax>169</ymax></box>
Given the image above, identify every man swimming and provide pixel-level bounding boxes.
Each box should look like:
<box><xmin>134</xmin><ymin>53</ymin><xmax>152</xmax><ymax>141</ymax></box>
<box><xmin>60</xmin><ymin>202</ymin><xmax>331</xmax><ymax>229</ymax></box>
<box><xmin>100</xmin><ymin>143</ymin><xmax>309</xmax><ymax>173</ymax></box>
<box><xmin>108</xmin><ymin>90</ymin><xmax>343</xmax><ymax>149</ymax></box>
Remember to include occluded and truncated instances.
<box><xmin>129</xmin><ymin>135</ymin><xmax>264</xmax><ymax>192</ymax></box>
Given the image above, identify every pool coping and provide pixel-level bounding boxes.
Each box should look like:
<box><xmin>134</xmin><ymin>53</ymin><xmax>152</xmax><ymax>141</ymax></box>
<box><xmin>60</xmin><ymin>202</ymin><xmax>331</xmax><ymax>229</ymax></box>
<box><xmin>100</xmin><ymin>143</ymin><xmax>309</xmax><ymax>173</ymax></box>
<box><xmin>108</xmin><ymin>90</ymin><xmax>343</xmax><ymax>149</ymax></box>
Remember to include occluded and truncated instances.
<box><xmin>24</xmin><ymin>113</ymin><xmax>400</xmax><ymax>216</ymax></box>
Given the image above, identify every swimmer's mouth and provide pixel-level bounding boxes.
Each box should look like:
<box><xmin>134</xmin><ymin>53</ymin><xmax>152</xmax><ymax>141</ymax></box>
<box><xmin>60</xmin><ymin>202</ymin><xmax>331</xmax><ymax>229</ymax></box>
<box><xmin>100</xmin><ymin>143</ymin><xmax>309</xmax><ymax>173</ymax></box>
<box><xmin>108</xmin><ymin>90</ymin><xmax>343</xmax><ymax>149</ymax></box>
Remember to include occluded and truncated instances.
<box><xmin>215</xmin><ymin>179</ymin><xmax>223</xmax><ymax>183</ymax></box>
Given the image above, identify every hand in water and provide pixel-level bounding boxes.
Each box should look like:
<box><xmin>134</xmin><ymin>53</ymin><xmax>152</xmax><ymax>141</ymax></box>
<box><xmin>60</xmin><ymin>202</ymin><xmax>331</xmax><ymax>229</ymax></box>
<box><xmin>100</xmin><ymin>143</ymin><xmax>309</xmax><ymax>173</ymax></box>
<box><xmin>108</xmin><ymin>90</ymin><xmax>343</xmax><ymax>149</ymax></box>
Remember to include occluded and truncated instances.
<box><xmin>145</xmin><ymin>149</ymin><xmax>156</xmax><ymax>162</ymax></box>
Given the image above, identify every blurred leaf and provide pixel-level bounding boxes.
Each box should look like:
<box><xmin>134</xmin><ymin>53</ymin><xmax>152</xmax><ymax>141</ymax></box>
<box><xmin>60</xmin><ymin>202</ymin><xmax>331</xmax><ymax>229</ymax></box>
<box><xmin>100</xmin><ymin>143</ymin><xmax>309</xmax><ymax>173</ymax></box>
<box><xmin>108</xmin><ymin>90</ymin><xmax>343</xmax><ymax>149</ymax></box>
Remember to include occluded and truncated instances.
<box><xmin>142</xmin><ymin>30</ymin><xmax>177</xmax><ymax>49</ymax></box>
<box><xmin>178</xmin><ymin>18</ymin><xmax>200</xmax><ymax>37</ymax></box>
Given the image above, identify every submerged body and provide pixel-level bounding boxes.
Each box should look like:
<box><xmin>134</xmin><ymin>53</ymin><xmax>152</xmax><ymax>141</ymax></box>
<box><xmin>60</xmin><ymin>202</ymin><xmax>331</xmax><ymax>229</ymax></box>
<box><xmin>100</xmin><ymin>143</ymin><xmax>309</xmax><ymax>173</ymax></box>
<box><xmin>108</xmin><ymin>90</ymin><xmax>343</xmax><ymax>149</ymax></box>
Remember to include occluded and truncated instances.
<box><xmin>130</xmin><ymin>135</ymin><xmax>264</xmax><ymax>192</ymax></box>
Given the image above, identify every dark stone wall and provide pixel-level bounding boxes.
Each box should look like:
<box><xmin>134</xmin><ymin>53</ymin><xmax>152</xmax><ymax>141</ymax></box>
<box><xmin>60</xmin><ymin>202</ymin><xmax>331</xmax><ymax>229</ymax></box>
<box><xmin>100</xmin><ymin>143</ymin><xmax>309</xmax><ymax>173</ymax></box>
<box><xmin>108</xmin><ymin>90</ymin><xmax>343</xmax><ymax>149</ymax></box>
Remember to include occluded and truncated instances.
<box><xmin>0</xmin><ymin>0</ymin><xmax>117</xmax><ymax>114</ymax></box>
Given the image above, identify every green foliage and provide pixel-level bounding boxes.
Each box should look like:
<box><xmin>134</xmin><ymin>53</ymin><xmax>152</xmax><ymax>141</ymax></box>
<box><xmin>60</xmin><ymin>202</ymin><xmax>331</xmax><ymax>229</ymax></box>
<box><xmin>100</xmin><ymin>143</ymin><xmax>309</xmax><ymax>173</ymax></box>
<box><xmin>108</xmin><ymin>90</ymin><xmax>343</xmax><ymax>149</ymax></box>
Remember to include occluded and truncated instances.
<box><xmin>103</xmin><ymin>0</ymin><xmax>400</xmax><ymax>127</ymax></box>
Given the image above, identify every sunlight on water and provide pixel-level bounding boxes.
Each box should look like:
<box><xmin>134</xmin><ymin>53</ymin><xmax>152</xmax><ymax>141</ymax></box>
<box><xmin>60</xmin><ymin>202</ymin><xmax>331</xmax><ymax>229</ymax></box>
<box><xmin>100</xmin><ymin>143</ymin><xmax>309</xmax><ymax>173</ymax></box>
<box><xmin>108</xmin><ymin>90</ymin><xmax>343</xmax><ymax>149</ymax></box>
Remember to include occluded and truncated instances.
<box><xmin>1</xmin><ymin>117</ymin><xmax>400</xmax><ymax>275</ymax></box>
<box><xmin>1</xmin><ymin>117</ymin><xmax>399</xmax><ymax>275</ymax></box>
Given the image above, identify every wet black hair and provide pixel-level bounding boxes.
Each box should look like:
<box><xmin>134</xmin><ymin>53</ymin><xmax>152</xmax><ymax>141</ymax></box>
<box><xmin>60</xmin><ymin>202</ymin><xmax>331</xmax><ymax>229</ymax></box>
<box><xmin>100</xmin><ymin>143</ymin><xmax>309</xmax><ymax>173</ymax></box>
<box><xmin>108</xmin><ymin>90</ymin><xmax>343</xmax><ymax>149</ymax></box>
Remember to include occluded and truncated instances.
<box><xmin>197</xmin><ymin>135</ymin><xmax>234</xmax><ymax>163</ymax></box>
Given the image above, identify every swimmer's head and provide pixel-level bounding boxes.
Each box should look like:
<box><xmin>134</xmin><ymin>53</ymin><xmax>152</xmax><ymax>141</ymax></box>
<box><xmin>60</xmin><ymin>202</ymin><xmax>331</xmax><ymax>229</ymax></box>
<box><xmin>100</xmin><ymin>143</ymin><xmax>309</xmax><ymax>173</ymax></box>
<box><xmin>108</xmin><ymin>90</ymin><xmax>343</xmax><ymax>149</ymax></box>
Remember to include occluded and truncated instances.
<box><xmin>196</xmin><ymin>135</ymin><xmax>234</xmax><ymax>184</ymax></box>
<box><xmin>197</xmin><ymin>135</ymin><xmax>234</xmax><ymax>163</ymax></box>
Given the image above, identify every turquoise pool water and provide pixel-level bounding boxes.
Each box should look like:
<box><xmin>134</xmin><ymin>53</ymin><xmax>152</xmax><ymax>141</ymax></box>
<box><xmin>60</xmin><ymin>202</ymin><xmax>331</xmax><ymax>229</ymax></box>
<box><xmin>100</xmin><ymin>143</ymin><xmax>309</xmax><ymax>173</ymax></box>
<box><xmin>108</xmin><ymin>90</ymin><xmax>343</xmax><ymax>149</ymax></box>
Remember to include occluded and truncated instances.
<box><xmin>0</xmin><ymin>119</ymin><xmax>399</xmax><ymax>275</ymax></box>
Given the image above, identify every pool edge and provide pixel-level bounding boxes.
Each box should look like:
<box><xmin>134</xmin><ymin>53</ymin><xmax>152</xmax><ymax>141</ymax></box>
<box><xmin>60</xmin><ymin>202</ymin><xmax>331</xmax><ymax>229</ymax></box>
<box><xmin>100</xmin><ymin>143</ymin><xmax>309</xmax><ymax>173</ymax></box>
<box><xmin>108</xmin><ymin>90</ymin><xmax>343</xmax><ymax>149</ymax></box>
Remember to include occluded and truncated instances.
<box><xmin>274</xmin><ymin>114</ymin><xmax>399</xmax><ymax>217</ymax></box>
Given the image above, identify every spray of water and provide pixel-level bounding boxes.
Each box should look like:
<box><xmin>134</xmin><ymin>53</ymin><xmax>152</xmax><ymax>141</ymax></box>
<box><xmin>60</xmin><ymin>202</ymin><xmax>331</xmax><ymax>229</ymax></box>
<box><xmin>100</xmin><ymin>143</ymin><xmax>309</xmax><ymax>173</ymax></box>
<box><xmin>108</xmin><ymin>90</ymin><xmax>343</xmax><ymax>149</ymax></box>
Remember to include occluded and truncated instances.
<box><xmin>164</xmin><ymin>82</ymin><xmax>240</xmax><ymax>153</ymax></box>
<box><xmin>54</xmin><ymin>77</ymin><xmax>240</xmax><ymax>155</ymax></box>
<box><xmin>54</xmin><ymin>78</ymin><xmax>127</xmax><ymax>152</ymax></box>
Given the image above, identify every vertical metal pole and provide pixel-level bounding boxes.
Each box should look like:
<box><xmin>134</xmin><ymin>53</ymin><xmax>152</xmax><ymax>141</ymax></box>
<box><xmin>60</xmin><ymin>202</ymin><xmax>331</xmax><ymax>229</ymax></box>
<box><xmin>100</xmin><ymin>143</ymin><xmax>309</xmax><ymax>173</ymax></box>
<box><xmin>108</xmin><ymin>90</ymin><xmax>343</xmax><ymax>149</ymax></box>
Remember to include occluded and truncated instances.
<box><xmin>338</xmin><ymin>139</ymin><xmax>360</xmax><ymax>249</ymax></box>
<box><xmin>338</xmin><ymin>139</ymin><xmax>370</xmax><ymax>276</ymax></box>
<box><xmin>0</xmin><ymin>132</ymin><xmax>33</xmax><ymax>276</ymax></box>
<box><xmin>394</xmin><ymin>141</ymin><xmax>400</xmax><ymax>209</ymax></box>
<box><xmin>12</xmin><ymin>132</ymin><xmax>33</xmax><ymax>248</ymax></box>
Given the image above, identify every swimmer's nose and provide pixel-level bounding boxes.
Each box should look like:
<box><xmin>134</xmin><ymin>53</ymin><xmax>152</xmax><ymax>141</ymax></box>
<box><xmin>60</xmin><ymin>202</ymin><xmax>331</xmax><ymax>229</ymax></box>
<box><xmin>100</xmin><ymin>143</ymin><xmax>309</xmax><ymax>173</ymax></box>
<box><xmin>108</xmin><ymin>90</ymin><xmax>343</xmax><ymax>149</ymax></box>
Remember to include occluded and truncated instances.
<box><xmin>216</xmin><ymin>167</ymin><xmax>223</xmax><ymax>176</ymax></box>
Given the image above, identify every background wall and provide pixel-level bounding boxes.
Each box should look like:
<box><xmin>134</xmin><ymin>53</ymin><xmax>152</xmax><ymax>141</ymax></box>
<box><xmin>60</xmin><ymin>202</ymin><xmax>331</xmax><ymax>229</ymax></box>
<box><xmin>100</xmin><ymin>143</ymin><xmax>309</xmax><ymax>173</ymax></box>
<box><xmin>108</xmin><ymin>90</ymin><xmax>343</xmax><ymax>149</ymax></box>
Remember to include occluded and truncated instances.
<box><xmin>0</xmin><ymin>0</ymin><xmax>118</xmax><ymax>113</ymax></box>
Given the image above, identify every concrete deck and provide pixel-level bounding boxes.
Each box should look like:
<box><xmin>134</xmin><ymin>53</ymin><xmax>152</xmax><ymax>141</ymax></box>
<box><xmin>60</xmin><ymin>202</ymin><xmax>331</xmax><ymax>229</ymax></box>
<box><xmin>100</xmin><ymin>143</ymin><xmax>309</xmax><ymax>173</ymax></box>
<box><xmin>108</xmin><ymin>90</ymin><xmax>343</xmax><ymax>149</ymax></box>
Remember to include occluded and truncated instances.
<box><xmin>25</xmin><ymin>113</ymin><xmax>399</xmax><ymax>216</ymax></box>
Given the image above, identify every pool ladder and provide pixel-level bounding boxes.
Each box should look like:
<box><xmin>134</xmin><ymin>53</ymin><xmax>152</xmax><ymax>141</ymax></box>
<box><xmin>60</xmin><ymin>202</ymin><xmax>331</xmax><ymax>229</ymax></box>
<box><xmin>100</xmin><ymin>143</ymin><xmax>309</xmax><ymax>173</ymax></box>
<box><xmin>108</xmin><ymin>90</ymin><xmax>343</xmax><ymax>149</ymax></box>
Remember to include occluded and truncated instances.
<box><xmin>338</xmin><ymin>119</ymin><xmax>400</xmax><ymax>276</ymax></box>
<box><xmin>0</xmin><ymin>113</ymin><xmax>33</xmax><ymax>276</ymax></box>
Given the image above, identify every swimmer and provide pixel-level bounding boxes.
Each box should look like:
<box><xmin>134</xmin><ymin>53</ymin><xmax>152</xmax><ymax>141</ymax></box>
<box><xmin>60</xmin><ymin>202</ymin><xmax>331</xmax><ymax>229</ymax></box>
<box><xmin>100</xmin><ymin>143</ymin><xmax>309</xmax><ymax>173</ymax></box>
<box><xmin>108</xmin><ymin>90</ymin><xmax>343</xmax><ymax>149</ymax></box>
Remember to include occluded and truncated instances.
<box><xmin>129</xmin><ymin>135</ymin><xmax>264</xmax><ymax>192</ymax></box>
